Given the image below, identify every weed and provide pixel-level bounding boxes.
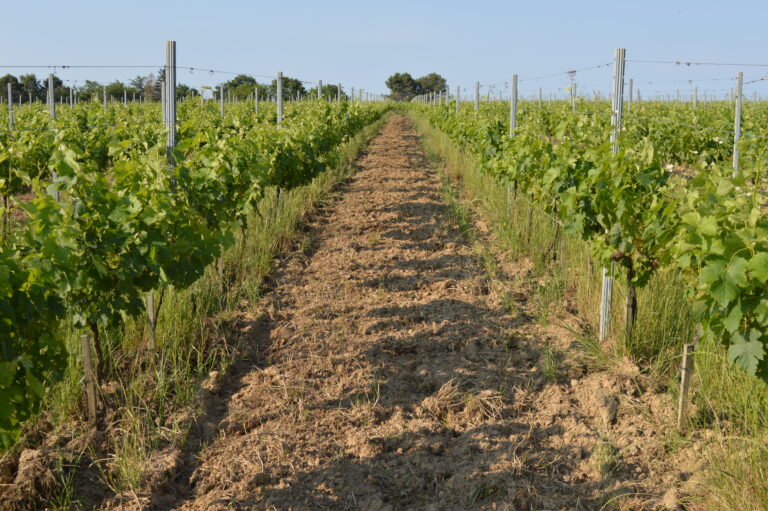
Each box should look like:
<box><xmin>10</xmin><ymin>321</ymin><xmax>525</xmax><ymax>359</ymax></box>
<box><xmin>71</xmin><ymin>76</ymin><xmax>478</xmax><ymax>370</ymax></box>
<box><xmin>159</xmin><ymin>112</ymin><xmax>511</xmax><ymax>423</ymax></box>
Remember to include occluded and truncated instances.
<box><xmin>468</xmin><ymin>484</ymin><xmax>503</xmax><ymax>505</ymax></box>
<box><xmin>592</xmin><ymin>434</ymin><xmax>619</xmax><ymax>478</ymax></box>
<box><xmin>300</xmin><ymin>233</ymin><xmax>314</xmax><ymax>254</ymax></box>
<box><xmin>500</xmin><ymin>292</ymin><xmax>518</xmax><ymax>316</ymax></box>
<box><xmin>366</xmin><ymin>232</ymin><xmax>381</xmax><ymax>246</ymax></box>
<box><xmin>539</xmin><ymin>343</ymin><xmax>560</xmax><ymax>383</ymax></box>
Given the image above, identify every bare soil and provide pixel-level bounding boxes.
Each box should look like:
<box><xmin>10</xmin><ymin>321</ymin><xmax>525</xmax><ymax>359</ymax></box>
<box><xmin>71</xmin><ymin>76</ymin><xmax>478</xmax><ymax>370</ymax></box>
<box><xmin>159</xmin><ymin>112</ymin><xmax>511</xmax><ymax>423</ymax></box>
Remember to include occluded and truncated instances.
<box><xmin>5</xmin><ymin>114</ymin><xmax>701</xmax><ymax>510</ymax></box>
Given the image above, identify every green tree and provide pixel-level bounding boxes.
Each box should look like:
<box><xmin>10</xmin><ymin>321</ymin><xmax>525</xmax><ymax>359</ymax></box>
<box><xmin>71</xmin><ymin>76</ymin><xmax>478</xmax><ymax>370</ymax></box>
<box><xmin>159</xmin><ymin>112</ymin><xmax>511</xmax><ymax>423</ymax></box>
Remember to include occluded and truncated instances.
<box><xmin>203</xmin><ymin>75</ymin><xmax>256</xmax><ymax>101</ymax></box>
<box><xmin>105</xmin><ymin>80</ymin><xmax>127</xmax><ymax>100</ymax></box>
<box><xmin>177</xmin><ymin>84</ymin><xmax>199</xmax><ymax>99</ymax></box>
<box><xmin>385</xmin><ymin>72</ymin><xmax>418</xmax><ymax>101</ymax></box>
<box><xmin>129</xmin><ymin>75</ymin><xmax>145</xmax><ymax>92</ymax></box>
<box><xmin>269</xmin><ymin>76</ymin><xmax>306</xmax><ymax>100</ymax></box>
<box><xmin>417</xmin><ymin>73</ymin><xmax>447</xmax><ymax>94</ymax></box>
<box><xmin>320</xmin><ymin>84</ymin><xmax>346</xmax><ymax>101</ymax></box>
<box><xmin>76</xmin><ymin>80</ymin><xmax>102</xmax><ymax>102</ymax></box>
<box><xmin>226</xmin><ymin>74</ymin><xmax>256</xmax><ymax>89</ymax></box>
<box><xmin>305</xmin><ymin>83</ymin><xmax>347</xmax><ymax>101</ymax></box>
<box><xmin>149</xmin><ymin>69</ymin><xmax>166</xmax><ymax>101</ymax></box>
<box><xmin>19</xmin><ymin>74</ymin><xmax>40</xmax><ymax>101</ymax></box>
<box><xmin>0</xmin><ymin>75</ymin><xmax>23</xmax><ymax>101</ymax></box>
<box><xmin>54</xmin><ymin>84</ymin><xmax>71</xmax><ymax>103</ymax></box>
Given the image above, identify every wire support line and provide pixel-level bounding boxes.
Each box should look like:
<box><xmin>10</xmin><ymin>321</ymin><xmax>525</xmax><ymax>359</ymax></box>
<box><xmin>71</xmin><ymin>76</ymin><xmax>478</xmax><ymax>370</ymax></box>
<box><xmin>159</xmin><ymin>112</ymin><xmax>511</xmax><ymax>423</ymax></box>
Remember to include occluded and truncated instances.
<box><xmin>0</xmin><ymin>65</ymin><xmax>161</xmax><ymax>69</ymax></box>
<box><xmin>452</xmin><ymin>63</ymin><xmax>614</xmax><ymax>91</ymax></box>
<box><xmin>519</xmin><ymin>63</ymin><xmax>612</xmax><ymax>83</ymax></box>
<box><xmin>629</xmin><ymin>59</ymin><xmax>768</xmax><ymax>68</ymax></box>
<box><xmin>459</xmin><ymin>72</ymin><xmax>745</xmax><ymax>94</ymax></box>
<box><xmin>178</xmin><ymin>66</ymin><xmax>275</xmax><ymax>80</ymax></box>
<box><xmin>178</xmin><ymin>66</ymin><xmax>368</xmax><ymax>92</ymax></box>
<box><xmin>645</xmin><ymin>88</ymin><xmax>735</xmax><ymax>94</ymax></box>
<box><xmin>623</xmin><ymin>113</ymin><xmax>768</xmax><ymax>141</ymax></box>
<box><xmin>638</xmin><ymin>76</ymin><xmax>738</xmax><ymax>85</ymax></box>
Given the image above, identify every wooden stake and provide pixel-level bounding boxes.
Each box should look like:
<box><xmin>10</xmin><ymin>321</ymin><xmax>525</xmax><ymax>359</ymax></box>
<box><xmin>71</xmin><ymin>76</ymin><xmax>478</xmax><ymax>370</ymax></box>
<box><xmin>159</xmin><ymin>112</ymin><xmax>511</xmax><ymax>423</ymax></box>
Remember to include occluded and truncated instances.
<box><xmin>80</xmin><ymin>334</ymin><xmax>98</xmax><ymax>422</ymax></box>
<box><xmin>217</xmin><ymin>256</ymin><xmax>225</xmax><ymax>292</ymax></box>
<box><xmin>677</xmin><ymin>340</ymin><xmax>697</xmax><ymax>431</ymax></box>
<box><xmin>525</xmin><ymin>204</ymin><xmax>533</xmax><ymax>246</ymax></box>
<box><xmin>147</xmin><ymin>293</ymin><xmax>156</xmax><ymax>349</ymax></box>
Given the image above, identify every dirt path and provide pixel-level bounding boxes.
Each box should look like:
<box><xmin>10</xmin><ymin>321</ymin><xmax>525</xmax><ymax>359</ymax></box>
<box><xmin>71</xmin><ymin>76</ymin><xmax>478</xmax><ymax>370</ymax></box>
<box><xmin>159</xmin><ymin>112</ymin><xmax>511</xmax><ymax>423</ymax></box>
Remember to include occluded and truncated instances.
<box><xmin>154</xmin><ymin>115</ymin><xmax>690</xmax><ymax>511</ymax></box>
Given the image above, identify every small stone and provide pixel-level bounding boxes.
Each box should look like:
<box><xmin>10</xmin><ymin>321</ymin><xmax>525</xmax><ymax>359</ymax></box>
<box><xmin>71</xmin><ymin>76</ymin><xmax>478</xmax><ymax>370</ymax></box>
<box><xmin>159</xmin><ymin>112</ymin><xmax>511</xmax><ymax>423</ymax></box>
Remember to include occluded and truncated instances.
<box><xmin>596</xmin><ymin>391</ymin><xmax>618</xmax><ymax>425</ymax></box>
<box><xmin>566</xmin><ymin>366</ymin><xmax>584</xmax><ymax>379</ymax></box>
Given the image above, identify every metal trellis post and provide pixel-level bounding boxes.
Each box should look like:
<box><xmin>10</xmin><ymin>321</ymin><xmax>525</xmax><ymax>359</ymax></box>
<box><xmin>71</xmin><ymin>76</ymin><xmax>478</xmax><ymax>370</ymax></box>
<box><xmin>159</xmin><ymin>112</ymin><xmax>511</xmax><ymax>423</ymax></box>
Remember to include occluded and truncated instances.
<box><xmin>509</xmin><ymin>74</ymin><xmax>518</xmax><ymax>138</ymax></box>
<box><xmin>220</xmin><ymin>85</ymin><xmax>225</xmax><ymax>118</ymax></box>
<box><xmin>456</xmin><ymin>85</ymin><xmax>460</xmax><ymax>114</ymax></box>
<box><xmin>693</xmin><ymin>86</ymin><xmax>698</xmax><ymax>112</ymax></box>
<box><xmin>165</xmin><ymin>40</ymin><xmax>177</xmax><ymax>168</ymax></box>
<box><xmin>599</xmin><ymin>47</ymin><xmax>626</xmax><ymax>343</ymax></box>
<box><xmin>277</xmin><ymin>72</ymin><xmax>283</xmax><ymax>127</ymax></box>
<box><xmin>48</xmin><ymin>74</ymin><xmax>56</xmax><ymax>120</ymax></box>
<box><xmin>7</xmin><ymin>83</ymin><xmax>13</xmax><ymax>129</ymax></box>
<box><xmin>733</xmin><ymin>71</ymin><xmax>743</xmax><ymax>176</ymax></box>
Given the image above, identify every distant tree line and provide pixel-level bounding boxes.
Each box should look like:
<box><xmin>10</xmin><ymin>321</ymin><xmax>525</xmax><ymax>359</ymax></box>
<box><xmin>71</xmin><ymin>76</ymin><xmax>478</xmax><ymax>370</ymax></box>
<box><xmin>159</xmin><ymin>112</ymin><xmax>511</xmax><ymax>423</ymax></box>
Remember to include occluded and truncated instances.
<box><xmin>213</xmin><ymin>75</ymin><xmax>347</xmax><ymax>101</ymax></box>
<box><xmin>0</xmin><ymin>70</ymin><xmax>197</xmax><ymax>103</ymax></box>
<box><xmin>0</xmin><ymin>70</ymin><xmax>348</xmax><ymax>103</ymax></box>
<box><xmin>385</xmin><ymin>72</ymin><xmax>447</xmax><ymax>101</ymax></box>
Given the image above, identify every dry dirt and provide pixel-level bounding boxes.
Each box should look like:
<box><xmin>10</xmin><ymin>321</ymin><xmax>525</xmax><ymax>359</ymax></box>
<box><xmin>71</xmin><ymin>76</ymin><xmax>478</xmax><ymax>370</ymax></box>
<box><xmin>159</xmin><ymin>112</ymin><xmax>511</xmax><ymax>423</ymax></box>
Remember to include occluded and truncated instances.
<box><xmin>36</xmin><ymin>114</ymin><xmax>700</xmax><ymax>510</ymax></box>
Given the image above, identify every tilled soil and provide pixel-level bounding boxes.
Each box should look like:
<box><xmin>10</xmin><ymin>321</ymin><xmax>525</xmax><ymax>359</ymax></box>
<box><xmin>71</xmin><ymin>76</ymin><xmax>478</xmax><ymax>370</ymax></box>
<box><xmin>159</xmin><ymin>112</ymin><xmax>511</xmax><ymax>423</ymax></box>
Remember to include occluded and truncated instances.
<box><xmin>151</xmin><ymin>115</ymin><xmax>698</xmax><ymax>510</ymax></box>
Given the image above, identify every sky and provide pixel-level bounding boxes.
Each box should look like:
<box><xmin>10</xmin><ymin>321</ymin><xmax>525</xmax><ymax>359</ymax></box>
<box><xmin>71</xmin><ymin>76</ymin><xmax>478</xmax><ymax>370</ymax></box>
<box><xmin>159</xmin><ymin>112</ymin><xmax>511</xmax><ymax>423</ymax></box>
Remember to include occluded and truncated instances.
<box><xmin>1</xmin><ymin>0</ymin><xmax>767</xmax><ymax>100</ymax></box>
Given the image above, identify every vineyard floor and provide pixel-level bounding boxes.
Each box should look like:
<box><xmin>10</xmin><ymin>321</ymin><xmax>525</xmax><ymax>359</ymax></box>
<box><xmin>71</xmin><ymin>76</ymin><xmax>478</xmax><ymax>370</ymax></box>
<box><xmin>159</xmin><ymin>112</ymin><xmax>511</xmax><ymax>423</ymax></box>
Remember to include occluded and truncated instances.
<box><xmin>143</xmin><ymin>115</ymin><xmax>698</xmax><ymax>510</ymax></box>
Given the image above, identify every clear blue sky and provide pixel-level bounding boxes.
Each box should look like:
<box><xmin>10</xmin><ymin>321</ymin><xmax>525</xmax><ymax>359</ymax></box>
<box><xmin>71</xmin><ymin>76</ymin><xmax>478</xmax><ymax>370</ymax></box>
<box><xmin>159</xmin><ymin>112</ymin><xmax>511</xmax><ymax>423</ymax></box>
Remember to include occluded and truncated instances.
<box><xmin>2</xmin><ymin>0</ymin><xmax>766</xmax><ymax>100</ymax></box>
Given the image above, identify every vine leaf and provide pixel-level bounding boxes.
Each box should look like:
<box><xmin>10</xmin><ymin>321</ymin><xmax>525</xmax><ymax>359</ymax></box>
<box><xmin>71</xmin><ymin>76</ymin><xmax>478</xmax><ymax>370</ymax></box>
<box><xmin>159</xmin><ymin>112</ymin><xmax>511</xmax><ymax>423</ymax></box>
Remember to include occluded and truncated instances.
<box><xmin>727</xmin><ymin>331</ymin><xmax>764</xmax><ymax>376</ymax></box>
<box><xmin>747</xmin><ymin>252</ymin><xmax>768</xmax><ymax>283</ymax></box>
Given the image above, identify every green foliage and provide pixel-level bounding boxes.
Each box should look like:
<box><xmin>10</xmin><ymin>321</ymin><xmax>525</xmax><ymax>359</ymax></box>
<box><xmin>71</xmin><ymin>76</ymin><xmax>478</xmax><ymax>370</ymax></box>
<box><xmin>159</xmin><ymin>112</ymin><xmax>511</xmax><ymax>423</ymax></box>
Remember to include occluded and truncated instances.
<box><xmin>0</xmin><ymin>209</ymin><xmax>68</xmax><ymax>446</ymax></box>
<box><xmin>386</xmin><ymin>72</ymin><xmax>419</xmax><ymax>101</ymax></box>
<box><xmin>673</xmin><ymin>153</ymin><xmax>768</xmax><ymax>378</ymax></box>
<box><xmin>417</xmin><ymin>73</ymin><xmax>447</xmax><ymax>94</ymax></box>
<box><xmin>216</xmin><ymin>75</ymin><xmax>263</xmax><ymax>101</ymax></box>
<box><xmin>105</xmin><ymin>81</ymin><xmax>128</xmax><ymax>100</ymax></box>
<box><xmin>418</xmin><ymin>98</ymin><xmax>768</xmax><ymax>381</ymax></box>
<box><xmin>319</xmin><ymin>84</ymin><xmax>345</xmax><ymax>101</ymax></box>
<box><xmin>0</xmin><ymin>74</ymin><xmax>23</xmax><ymax>99</ymax></box>
<box><xmin>0</xmin><ymin>96</ymin><xmax>389</xmax><ymax>443</ymax></box>
<box><xmin>269</xmin><ymin>76</ymin><xmax>306</xmax><ymax>100</ymax></box>
<box><xmin>19</xmin><ymin>74</ymin><xmax>41</xmax><ymax>101</ymax></box>
<box><xmin>176</xmin><ymin>84</ymin><xmax>199</xmax><ymax>99</ymax></box>
<box><xmin>386</xmin><ymin>72</ymin><xmax>448</xmax><ymax>101</ymax></box>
